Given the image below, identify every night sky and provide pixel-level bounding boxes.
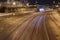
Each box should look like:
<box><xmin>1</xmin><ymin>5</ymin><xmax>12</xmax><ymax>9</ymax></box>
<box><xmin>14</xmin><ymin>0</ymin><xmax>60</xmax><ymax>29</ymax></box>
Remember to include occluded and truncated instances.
<box><xmin>0</xmin><ymin>0</ymin><xmax>7</xmax><ymax>2</ymax></box>
<box><xmin>0</xmin><ymin>0</ymin><xmax>60</xmax><ymax>5</ymax></box>
<box><xmin>28</xmin><ymin>0</ymin><xmax>53</xmax><ymax>4</ymax></box>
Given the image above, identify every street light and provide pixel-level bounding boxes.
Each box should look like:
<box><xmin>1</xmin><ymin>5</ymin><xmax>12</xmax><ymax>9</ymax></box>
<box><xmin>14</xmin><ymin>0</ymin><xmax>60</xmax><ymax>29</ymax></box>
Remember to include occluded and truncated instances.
<box><xmin>13</xmin><ymin>2</ymin><xmax>16</xmax><ymax>5</ymax></box>
<box><xmin>53</xmin><ymin>1</ymin><xmax>55</xmax><ymax>4</ymax></box>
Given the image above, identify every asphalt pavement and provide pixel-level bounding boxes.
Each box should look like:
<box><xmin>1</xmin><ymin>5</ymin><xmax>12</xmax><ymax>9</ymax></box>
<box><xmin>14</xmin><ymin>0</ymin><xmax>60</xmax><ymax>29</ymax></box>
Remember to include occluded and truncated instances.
<box><xmin>0</xmin><ymin>9</ymin><xmax>60</xmax><ymax>40</ymax></box>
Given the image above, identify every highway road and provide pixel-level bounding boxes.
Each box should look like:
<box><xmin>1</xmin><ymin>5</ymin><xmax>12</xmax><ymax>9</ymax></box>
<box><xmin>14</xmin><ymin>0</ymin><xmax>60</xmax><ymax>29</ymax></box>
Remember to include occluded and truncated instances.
<box><xmin>0</xmin><ymin>9</ymin><xmax>60</xmax><ymax>40</ymax></box>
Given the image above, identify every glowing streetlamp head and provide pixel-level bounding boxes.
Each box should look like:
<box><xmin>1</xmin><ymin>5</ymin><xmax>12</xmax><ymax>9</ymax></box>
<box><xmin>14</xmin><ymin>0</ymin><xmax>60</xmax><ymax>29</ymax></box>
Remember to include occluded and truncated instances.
<box><xmin>13</xmin><ymin>2</ymin><xmax>16</xmax><ymax>5</ymax></box>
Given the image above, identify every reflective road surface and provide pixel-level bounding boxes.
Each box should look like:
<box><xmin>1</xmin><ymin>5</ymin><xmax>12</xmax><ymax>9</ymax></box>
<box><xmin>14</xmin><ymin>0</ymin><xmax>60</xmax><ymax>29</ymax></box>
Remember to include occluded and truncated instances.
<box><xmin>0</xmin><ymin>9</ymin><xmax>60</xmax><ymax>40</ymax></box>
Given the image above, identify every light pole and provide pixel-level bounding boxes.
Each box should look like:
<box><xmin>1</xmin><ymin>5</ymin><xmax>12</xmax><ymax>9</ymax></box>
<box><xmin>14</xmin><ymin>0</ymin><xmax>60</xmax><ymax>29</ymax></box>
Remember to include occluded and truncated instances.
<box><xmin>53</xmin><ymin>1</ymin><xmax>55</xmax><ymax>5</ymax></box>
<box><xmin>7</xmin><ymin>0</ymin><xmax>10</xmax><ymax>4</ymax></box>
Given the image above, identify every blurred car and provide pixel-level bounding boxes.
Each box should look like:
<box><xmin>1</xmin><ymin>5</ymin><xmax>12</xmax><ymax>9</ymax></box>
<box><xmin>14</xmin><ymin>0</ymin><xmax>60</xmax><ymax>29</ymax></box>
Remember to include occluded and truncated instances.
<box><xmin>53</xmin><ymin>5</ymin><xmax>60</xmax><ymax>9</ymax></box>
<box><xmin>36</xmin><ymin>5</ymin><xmax>46</xmax><ymax>12</ymax></box>
<box><xmin>36</xmin><ymin>5</ymin><xmax>53</xmax><ymax>12</ymax></box>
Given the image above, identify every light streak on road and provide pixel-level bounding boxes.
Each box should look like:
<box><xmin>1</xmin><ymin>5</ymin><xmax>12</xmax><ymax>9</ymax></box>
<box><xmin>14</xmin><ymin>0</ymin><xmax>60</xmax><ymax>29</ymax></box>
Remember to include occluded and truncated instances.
<box><xmin>0</xmin><ymin>13</ymin><xmax>13</xmax><ymax>16</ymax></box>
<box><xmin>0</xmin><ymin>9</ymin><xmax>60</xmax><ymax>40</ymax></box>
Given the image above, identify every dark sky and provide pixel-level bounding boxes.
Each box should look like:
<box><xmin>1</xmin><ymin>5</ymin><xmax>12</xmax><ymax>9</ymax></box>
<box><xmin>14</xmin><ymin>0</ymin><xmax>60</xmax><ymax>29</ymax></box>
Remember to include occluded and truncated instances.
<box><xmin>28</xmin><ymin>0</ymin><xmax>53</xmax><ymax>4</ymax></box>
<box><xmin>0</xmin><ymin>0</ymin><xmax>7</xmax><ymax>2</ymax></box>
<box><xmin>0</xmin><ymin>0</ymin><xmax>60</xmax><ymax>1</ymax></box>
<box><xmin>0</xmin><ymin>0</ymin><xmax>60</xmax><ymax>2</ymax></box>
<box><xmin>0</xmin><ymin>0</ymin><xmax>60</xmax><ymax>4</ymax></box>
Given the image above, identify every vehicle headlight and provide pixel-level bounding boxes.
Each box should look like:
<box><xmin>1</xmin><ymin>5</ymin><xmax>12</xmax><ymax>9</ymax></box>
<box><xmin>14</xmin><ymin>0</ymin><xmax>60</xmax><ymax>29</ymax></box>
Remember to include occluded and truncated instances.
<box><xmin>39</xmin><ymin>8</ymin><xmax>45</xmax><ymax>12</ymax></box>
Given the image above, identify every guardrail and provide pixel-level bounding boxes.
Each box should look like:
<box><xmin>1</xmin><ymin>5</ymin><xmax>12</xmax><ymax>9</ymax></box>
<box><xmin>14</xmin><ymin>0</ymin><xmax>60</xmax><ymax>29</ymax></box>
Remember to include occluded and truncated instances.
<box><xmin>0</xmin><ymin>13</ymin><xmax>13</xmax><ymax>16</ymax></box>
